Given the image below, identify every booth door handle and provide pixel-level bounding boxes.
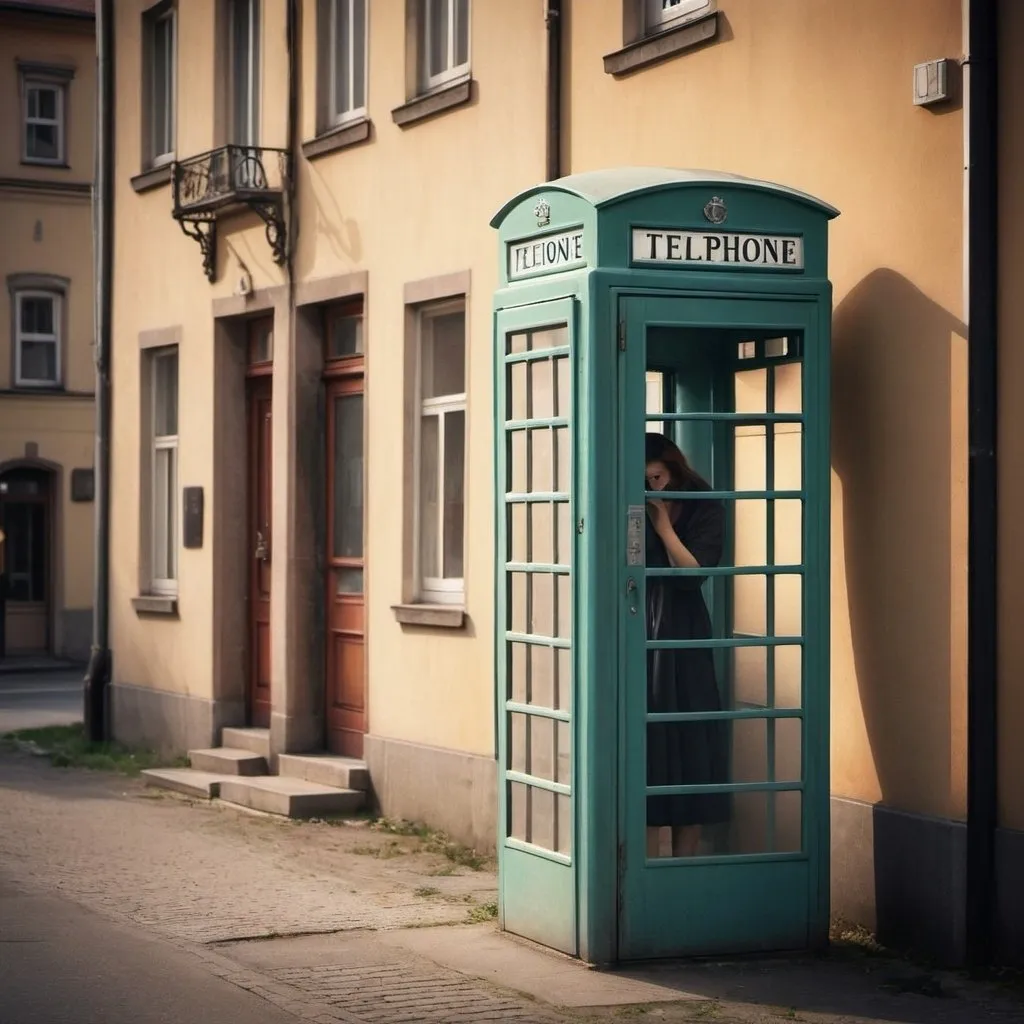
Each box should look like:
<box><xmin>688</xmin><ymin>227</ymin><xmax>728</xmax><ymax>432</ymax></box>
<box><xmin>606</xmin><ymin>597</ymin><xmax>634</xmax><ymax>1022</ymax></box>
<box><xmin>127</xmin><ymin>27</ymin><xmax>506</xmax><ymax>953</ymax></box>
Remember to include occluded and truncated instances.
<box><xmin>626</xmin><ymin>577</ymin><xmax>638</xmax><ymax>615</ymax></box>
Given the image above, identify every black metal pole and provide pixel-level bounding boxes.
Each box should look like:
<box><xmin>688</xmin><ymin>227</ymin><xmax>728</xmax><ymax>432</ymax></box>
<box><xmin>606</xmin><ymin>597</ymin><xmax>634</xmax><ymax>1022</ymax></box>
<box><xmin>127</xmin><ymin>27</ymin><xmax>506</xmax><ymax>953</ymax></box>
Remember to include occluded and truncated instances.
<box><xmin>84</xmin><ymin>0</ymin><xmax>114</xmax><ymax>741</ymax></box>
<box><xmin>965</xmin><ymin>0</ymin><xmax>999</xmax><ymax>968</ymax></box>
<box><xmin>545</xmin><ymin>0</ymin><xmax>562</xmax><ymax>181</ymax></box>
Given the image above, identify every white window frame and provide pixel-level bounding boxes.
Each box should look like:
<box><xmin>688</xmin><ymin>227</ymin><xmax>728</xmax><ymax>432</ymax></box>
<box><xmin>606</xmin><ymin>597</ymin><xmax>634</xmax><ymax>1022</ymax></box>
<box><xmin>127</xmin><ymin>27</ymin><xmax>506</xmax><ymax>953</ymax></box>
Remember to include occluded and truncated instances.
<box><xmin>328</xmin><ymin>0</ymin><xmax>368</xmax><ymax>127</ymax></box>
<box><xmin>230</xmin><ymin>0</ymin><xmax>262</xmax><ymax>147</ymax></box>
<box><xmin>645</xmin><ymin>0</ymin><xmax>714</xmax><ymax>33</ymax></box>
<box><xmin>23</xmin><ymin>79</ymin><xmax>65</xmax><ymax>165</ymax></box>
<box><xmin>147</xmin><ymin>4</ymin><xmax>177</xmax><ymax>167</ymax></box>
<box><xmin>414</xmin><ymin>300</ymin><xmax>467</xmax><ymax>605</ymax></box>
<box><xmin>14</xmin><ymin>290</ymin><xmax>62</xmax><ymax>388</ymax></box>
<box><xmin>149</xmin><ymin>348</ymin><xmax>179</xmax><ymax>596</ymax></box>
<box><xmin>421</xmin><ymin>0</ymin><xmax>470</xmax><ymax>93</ymax></box>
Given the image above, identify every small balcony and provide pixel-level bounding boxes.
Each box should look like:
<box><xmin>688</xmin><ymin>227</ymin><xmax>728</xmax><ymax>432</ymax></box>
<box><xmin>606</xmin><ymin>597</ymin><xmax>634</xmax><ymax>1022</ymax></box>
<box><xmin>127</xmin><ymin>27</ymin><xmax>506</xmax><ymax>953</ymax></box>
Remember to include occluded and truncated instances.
<box><xmin>171</xmin><ymin>145</ymin><xmax>290</xmax><ymax>282</ymax></box>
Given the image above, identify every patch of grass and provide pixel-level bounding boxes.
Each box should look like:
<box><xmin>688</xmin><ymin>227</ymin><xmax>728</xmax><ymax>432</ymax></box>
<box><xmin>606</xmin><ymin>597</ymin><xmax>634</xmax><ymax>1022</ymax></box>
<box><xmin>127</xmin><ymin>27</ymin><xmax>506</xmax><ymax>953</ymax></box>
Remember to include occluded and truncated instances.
<box><xmin>829</xmin><ymin>917</ymin><xmax>884</xmax><ymax>955</ymax></box>
<box><xmin>1</xmin><ymin>724</ymin><xmax>180</xmax><ymax>777</ymax></box>
<box><xmin>466</xmin><ymin>900</ymin><xmax>498</xmax><ymax>923</ymax></box>
<box><xmin>690</xmin><ymin>1002</ymin><xmax>721</xmax><ymax>1019</ymax></box>
<box><xmin>414</xmin><ymin>886</ymin><xmax>441</xmax><ymax>898</ymax></box>
<box><xmin>428</xmin><ymin>864</ymin><xmax>458</xmax><ymax>877</ymax></box>
<box><xmin>369</xmin><ymin>816</ymin><xmax>494</xmax><ymax>871</ymax></box>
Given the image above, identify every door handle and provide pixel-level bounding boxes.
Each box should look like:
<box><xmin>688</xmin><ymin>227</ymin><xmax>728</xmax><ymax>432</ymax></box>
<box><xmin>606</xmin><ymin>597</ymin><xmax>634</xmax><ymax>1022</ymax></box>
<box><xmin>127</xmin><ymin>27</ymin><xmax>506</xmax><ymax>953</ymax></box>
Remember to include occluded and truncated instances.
<box><xmin>626</xmin><ymin>577</ymin><xmax>639</xmax><ymax>615</ymax></box>
<box><xmin>254</xmin><ymin>530</ymin><xmax>269</xmax><ymax>562</ymax></box>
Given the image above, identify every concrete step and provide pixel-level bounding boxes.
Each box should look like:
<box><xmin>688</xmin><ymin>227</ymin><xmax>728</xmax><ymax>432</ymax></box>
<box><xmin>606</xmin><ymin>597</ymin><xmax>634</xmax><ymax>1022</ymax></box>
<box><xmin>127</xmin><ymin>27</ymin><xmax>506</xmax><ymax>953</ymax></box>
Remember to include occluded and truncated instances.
<box><xmin>217</xmin><ymin>776</ymin><xmax>365</xmax><ymax>819</ymax></box>
<box><xmin>277</xmin><ymin>753</ymin><xmax>369</xmax><ymax>792</ymax></box>
<box><xmin>220</xmin><ymin>727</ymin><xmax>271</xmax><ymax>759</ymax></box>
<box><xmin>142</xmin><ymin>768</ymin><xmax>230</xmax><ymax>799</ymax></box>
<box><xmin>188</xmin><ymin>747</ymin><xmax>267</xmax><ymax>776</ymax></box>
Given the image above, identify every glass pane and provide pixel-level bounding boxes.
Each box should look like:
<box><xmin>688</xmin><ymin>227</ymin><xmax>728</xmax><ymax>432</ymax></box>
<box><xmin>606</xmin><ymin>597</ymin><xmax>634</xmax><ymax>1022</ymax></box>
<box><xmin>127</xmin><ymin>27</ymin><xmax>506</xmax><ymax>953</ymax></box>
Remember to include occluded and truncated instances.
<box><xmin>422</xmin><ymin>309</ymin><xmax>465</xmax><ymax>398</ymax></box>
<box><xmin>555</xmin><ymin>355</ymin><xmax>570</xmax><ymax>417</ymax></box>
<box><xmin>508</xmin><ymin>502</ymin><xmax>527</xmax><ymax>562</ymax></box>
<box><xmin>154</xmin><ymin>446</ymin><xmax>177</xmax><ymax>579</ymax></box>
<box><xmin>775</xmin><ymin>716</ymin><xmax>803</xmax><ymax>784</ymax></box>
<box><xmin>527</xmin><ymin>326</ymin><xmax>566</xmax><ymax>350</ymax></box>
<box><xmin>733</xmin><ymin>499</ymin><xmax>766</xmax><ymax>566</ymax></box>
<box><xmin>556</xmin><ymin>573</ymin><xmax>571</xmax><ymax>639</ymax></box>
<box><xmin>442</xmin><ymin>409</ymin><xmax>465</xmax><ymax>578</ymax></box>
<box><xmin>509</xmin><ymin>781</ymin><xmax>528</xmax><ymax>841</ymax></box>
<box><xmin>529</xmin><ymin>573</ymin><xmax>554</xmax><ymax>637</ymax></box>
<box><xmin>27</xmin><ymin>124</ymin><xmax>58</xmax><ymax>160</ymax></box>
<box><xmin>775</xmin><ymin>790</ymin><xmax>803</xmax><ymax>853</ymax></box>
<box><xmin>529</xmin><ymin>358</ymin><xmax>555</xmax><ymax>419</ymax></box>
<box><xmin>332</xmin><ymin>393</ymin><xmax>364</xmax><ymax>558</ymax></box>
<box><xmin>556</xmin><ymin>720</ymin><xmax>570</xmax><ymax>786</ymax></box>
<box><xmin>21</xmin><ymin>296</ymin><xmax>54</xmax><ymax>335</ymax></box>
<box><xmin>509</xmin><ymin>711</ymin><xmax>527</xmax><ymax>774</ymax></box>
<box><xmin>153</xmin><ymin>19</ymin><xmax>169</xmax><ymax>148</ymax></box>
<box><xmin>249</xmin><ymin>323</ymin><xmax>273</xmax><ymax>363</ymax></box>
<box><xmin>27</xmin><ymin>89</ymin><xmax>39</xmax><ymax>118</ymax></box>
<box><xmin>775</xmin><ymin>644</ymin><xmax>802</xmax><ymax>709</ymax></box>
<box><xmin>530</xmin><ymin>787</ymin><xmax>556</xmax><ymax>850</ymax></box>
<box><xmin>735</xmin><ymin>367</ymin><xmax>767</xmax><ymax>414</ymax></box>
<box><xmin>528</xmin><ymin>502</ymin><xmax>554</xmax><ymax>564</ymax></box>
<box><xmin>19</xmin><ymin>341</ymin><xmax>57</xmax><ymax>383</ymax></box>
<box><xmin>646</xmin><ymin>370</ymin><xmax>665</xmax><ymax>433</ymax></box>
<box><xmin>509</xmin><ymin>431</ymin><xmax>527</xmax><ymax>493</ymax></box>
<box><xmin>35</xmin><ymin>87</ymin><xmax>57</xmax><ymax>121</ymax></box>
<box><xmin>508</xmin><ymin>362</ymin><xmax>527</xmax><ymax>420</ymax></box>
<box><xmin>732</xmin><ymin>574</ymin><xmax>766</xmax><ymax>636</ymax></box>
<box><xmin>734</xmin><ymin>426</ymin><xmax>766</xmax><ymax>491</ymax></box>
<box><xmin>774</xmin><ymin>361</ymin><xmax>802</xmax><ymax>414</ymax></box>
<box><xmin>334</xmin><ymin>0</ymin><xmax>352</xmax><ymax>115</ymax></box>
<box><xmin>428</xmin><ymin>0</ymin><xmax>449</xmax><ymax>76</ymax></box>
<box><xmin>725</xmin><ymin>792</ymin><xmax>768</xmax><ymax>855</ymax></box>
<box><xmin>556</xmin><ymin>793</ymin><xmax>571</xmax><ymax>855</ymax></box>
<box><xmin>733</xmin><ymin>645</ymin><xmax>768</xmax><ymax>707</ymax></box>
<box><xmin>554</xmin><ymin>426</ymin><xmax>570</xmax><ymax>492</ymax></box>
<box><xmin>153</xmin><ymin>352</ymin><xmax>178</xmax><ymax>436</ymax></box>
<box><xmin>529</xmin><ymin>714</ymin><xmax>555</xmax><ymax>781</ymax></box>
<box><xmin>775</xmin><ymin>499</ymin><xmax>802</xmax><ymax>565</ymax></box>
<box><xmin>352</xmin><ymin>0</ymin><xmax>366</xmax><ymax>108</ymax></box>
<box><xmin>731</xmin><ymin>717</ymin><xmax>768</xmax><ymax>783</ymax></box>
<box><xmin>556</xmin><ymin>646</ymin><xmax>571</xmax><ymax>712</ymax></box>
<box><xmin>328</xmin><ymin>314</ymin><xmax>363</xmax><ymax>358</ymax></box>
<box><xmin>507</xmin><ymin>331</ymin><xmax>528</xmax><ymax>355</ymax></box>
<box><xmin>508</xmin><ymin>571</ymin><xmax>526</xmax><ymax>633</ymax></box>
<box><xmin>508</xmin><ymin>641</ymin><xmax>527</xmax><ymax>703</ymax></box>
<box><xmin>418</xmin><ymin>414</ymin><xmax>439</xmax><ymax>578</ymax></box>
<box><xmin>775</xmin><ymin>573</ymin><xmax>802</xmax><ymax>637</ymax></box>
<box><xmin>555</xmin><ymin>501</ymin><xmax>572</xmax><ymax>565</ymax></box>
<box><xmin>765</xmin><ymin>336</ymin><xmax>789</xmax><ymax>358</ymax></box>
<box><xmin>774</xmin><ymin>424</ymin><xmax>802</xmax><ymax>490</ymax></box>
<box><xmin>529</xmin><ymin>644</ymin><xmax>554</xmax><ymax>707</ymax></box>
<box><xmin>335</xmin><ymin>567</ymin><xmax>363</xmax><ymax>593</ymax></box>
<box><xmin>530</xmin><ymin>428</ymin><xmax>553</xmax><ymax>493</ymax></box>
<box><xmin>454</xmin><ymin>0</ymin><xmax>469</xmax><ymax>66</ymax></box>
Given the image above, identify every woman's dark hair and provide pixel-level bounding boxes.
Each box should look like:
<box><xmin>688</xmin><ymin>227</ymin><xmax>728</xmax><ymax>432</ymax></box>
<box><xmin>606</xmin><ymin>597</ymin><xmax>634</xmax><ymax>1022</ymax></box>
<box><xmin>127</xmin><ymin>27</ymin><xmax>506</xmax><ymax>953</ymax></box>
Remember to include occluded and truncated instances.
<box><xmin>645</xmin><ymin>432</ymin><xmax>703</xmax><ymax>489</ymax></box>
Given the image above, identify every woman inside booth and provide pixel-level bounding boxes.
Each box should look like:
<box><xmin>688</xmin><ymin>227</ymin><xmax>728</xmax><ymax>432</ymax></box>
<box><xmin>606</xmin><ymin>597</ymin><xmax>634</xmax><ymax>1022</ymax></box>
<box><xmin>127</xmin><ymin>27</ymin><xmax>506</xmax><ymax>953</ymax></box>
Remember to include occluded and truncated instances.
<box><xmin>644</xmin><ymin>432</ymin><xmax>730</xmax><ymax>857</ymax></box>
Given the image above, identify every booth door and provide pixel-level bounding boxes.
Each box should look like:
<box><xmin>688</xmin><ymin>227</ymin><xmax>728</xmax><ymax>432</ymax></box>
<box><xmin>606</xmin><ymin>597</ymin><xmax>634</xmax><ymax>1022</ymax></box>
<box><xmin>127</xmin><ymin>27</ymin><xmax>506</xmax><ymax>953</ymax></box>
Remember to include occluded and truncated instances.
<box><xmin>618</xmin><ymin>294</ymin><xmax>828</xmax><ymax>959</ymax></box>
<box><xmin>495</xmin><ymin>297</ymin><xmax>578</xmax><ymax>956</ymax></box>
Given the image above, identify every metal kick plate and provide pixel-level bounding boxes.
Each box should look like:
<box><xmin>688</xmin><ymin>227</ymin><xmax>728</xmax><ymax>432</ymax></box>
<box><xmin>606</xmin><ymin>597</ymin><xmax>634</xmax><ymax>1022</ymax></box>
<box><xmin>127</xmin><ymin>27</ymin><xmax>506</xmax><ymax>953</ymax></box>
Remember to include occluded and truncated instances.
<box><xmin>627</xmin><ymin>504</ymin><xmax>645</xmax><ymax>566</ymax></box>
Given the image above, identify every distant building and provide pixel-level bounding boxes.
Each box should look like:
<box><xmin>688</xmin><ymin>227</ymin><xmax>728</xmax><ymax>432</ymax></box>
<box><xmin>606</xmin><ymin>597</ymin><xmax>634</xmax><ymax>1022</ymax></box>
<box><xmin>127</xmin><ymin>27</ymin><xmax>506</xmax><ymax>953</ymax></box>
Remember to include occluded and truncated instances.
<box><xmin>0</xmin><ymin>0</ymin><xmax>96</xmax><ymax>662</ymax></box>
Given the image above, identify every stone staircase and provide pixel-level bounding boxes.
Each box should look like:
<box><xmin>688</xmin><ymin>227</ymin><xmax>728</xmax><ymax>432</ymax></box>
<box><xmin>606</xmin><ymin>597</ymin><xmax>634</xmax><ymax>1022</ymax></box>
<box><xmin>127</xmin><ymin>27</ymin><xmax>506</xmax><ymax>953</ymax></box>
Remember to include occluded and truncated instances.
<box><xmin>141</xmin><ymin>727</ymin><xmax>369</xmax><ymax>819</ymax></box>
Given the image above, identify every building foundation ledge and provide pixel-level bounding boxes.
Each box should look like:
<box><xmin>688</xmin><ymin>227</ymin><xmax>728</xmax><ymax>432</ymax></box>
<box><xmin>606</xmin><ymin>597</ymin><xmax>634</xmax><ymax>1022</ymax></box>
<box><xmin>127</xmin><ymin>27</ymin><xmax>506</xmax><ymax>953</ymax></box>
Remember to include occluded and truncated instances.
<box><xmin>363</xmin><ymin>734</ymin><xmax>496</xmax><ymax>853</ymax></box>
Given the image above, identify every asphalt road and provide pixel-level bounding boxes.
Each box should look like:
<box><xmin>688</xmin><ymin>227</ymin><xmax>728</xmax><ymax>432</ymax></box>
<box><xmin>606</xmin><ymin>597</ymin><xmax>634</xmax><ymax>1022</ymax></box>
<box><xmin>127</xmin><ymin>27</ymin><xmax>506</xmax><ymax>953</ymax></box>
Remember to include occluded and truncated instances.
<box><xmin>0</xmin><ymin>670</ymin><xmax>83</xmax><ymax>734</ymax></box>
<box><xmin>0</xmin><ymin>874</ymin><xmax>304</xmax><ymax>1024</ymax></box>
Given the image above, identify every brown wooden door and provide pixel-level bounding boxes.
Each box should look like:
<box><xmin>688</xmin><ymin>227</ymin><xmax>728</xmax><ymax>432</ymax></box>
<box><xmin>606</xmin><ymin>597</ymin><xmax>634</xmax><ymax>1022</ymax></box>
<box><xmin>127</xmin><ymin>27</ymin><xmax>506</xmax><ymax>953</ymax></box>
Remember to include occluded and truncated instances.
<box><xmin>246</xmin><ymin>325</ymin><xmax>273</xmax><ymax>727</ymax></box>
<box><xmin>0</xmin><ymin>469</ymin><xmax>51</xmax><ymax>656</ymax></box>
<box><xmin>324</xmin><ymin>301</ymin><xmax>366</xmax><ymax>756</ymax></box>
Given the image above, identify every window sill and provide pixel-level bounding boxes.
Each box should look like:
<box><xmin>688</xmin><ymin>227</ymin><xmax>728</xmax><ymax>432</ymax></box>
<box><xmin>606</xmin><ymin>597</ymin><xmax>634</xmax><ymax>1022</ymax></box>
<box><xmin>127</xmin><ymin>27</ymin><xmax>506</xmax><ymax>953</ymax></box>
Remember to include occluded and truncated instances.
<box><xmin>131</xmin><ymin>164</ymin><xmax>172</xmax><ymax>194</ymax></box>
<box><xmin>132</xmin><ymin>594</ymin><xmax>178</xmax><ymax>616</ymax></box>
<box><xmin>391</xmin><ymin>78</ymin><xmax>473</xmax><ymax>128</ymax></box>
<box><xmin>391</xmin><ymin>603</ymin><xmax>466</xmax><ymax>629</ymax></box>
<box><xmin>11</xmin><ymin>382</ymin><xmax>64</xmax><ymax>392</ymax></box>
<box><xmin>21</xmin><ymin>159</ymin><xmax>69</xmax><ymax>170</ymax></box>
<box><xmin>302</xmin><ymin>117</ymin><xmax>372</xmax><ymax>161</ymax></box>
<box><xmin>603</xmin><ymin>11</ymin><xmax>719</xmax><ymax>77</ymax></box>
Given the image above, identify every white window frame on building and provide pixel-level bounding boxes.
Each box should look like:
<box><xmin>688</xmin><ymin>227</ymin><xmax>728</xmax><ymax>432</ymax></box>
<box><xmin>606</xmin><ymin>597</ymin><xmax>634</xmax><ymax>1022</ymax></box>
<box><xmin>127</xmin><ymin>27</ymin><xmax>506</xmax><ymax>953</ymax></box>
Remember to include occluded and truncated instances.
<box><xmin>13</xmin><ymin>289</ymin><xmax>62</xmax><ymax>389</ymax></box>
<box><xmin>420</xmin><ymin>0</ymin><xmax>470</xmax><ymax>93</ymax></box>
<box><xmin>326</xmin><ymin>0</ymin><xmax>368</xmax><ymax>127</ymax></box>
<box><xmin>414</xmin><ymin>299</ymin><xmax>467</xmax><ymax>605</ymax></box>
<box><xmin>645</xmin><ymin>0</ymin><xmax>714</xmax><ymax>33</ymax></box>
<box><xmin>21</xmin><ymin>74</ymin><xmax>66</xmax><ymax>166</ymax></box>
<box><xmin>143</xmin><ymin>0</ymin><xmax>177</xmax><ymax>168</ymax></box>
<box><xmin>229</xmin><ymin>0</ymin><xmax>262</xmax><ymax>147</ymax></box>
<box><xmin>149</xmin><ymin>347</ymin><xmax>179</xmax><ymax>596</ymax></box>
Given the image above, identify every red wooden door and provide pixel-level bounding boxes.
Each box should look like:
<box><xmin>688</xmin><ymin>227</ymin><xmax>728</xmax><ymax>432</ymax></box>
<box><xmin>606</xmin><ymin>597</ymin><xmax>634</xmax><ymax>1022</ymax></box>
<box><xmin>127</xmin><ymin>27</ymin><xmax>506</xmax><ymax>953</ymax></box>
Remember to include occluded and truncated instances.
<box><xmin>247</xmin><ymin>320</ymin><xmax>274</xmax><ymax>727</ymax></box>
<box><xmin>324</xmin><ymin>301</ymin><xmax>366</xmax><ymax>756</ymax></box>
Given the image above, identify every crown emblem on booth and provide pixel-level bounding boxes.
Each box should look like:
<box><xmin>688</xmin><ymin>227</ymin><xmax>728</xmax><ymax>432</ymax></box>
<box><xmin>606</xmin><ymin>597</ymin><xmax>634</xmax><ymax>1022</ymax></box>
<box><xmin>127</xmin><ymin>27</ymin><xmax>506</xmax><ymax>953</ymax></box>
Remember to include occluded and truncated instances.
<box><xmin>703</xmin><ymin>196</ymin><xmax>727</xmax><ymax>225</ymax></box>
<box><xmin>534</xmin><ymin>199</ymin><xmax>551</xmax><ymax>227</ymax></box>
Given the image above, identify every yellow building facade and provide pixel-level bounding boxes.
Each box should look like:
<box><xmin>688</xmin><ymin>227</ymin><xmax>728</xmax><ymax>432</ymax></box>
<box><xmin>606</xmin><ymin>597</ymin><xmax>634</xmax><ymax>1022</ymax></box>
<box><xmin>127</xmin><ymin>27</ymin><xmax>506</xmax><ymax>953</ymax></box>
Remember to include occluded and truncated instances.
<box><xmin>105</xmin><ymin>0</ymin><xmax>1022</xmax><ymax>965</ymax></box>
<box><xmin>0</xmin><ymin>0</ymin><xmax>95</xmax><ymax>662</ymax></box>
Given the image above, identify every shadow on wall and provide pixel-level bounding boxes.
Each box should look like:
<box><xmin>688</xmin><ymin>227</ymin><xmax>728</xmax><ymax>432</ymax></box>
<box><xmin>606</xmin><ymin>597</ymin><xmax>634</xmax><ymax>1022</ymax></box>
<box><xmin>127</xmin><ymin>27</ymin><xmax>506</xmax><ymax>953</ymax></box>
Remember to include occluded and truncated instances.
<box><xmin>831</xmin><ymin>267</ymin><xmax>968</xmax><ymax>959</ymax></box>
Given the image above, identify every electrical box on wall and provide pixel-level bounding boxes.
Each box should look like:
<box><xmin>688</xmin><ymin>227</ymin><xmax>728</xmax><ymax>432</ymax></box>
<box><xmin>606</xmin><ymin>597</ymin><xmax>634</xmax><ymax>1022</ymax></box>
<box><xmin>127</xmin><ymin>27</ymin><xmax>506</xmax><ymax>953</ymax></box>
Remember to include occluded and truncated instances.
<box><xmin>913</xmin><ymin>59</ymin><xmax>950</xmax><ymax>106</ymax></box>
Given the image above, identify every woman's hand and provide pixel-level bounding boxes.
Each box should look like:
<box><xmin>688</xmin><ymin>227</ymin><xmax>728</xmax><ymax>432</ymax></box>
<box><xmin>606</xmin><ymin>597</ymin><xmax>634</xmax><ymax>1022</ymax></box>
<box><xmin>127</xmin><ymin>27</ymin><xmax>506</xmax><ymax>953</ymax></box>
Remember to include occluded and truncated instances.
<box><xmin>646</xmin><ymin>497</ymin><xmax>672</xmax><ymax>535</ymax></box>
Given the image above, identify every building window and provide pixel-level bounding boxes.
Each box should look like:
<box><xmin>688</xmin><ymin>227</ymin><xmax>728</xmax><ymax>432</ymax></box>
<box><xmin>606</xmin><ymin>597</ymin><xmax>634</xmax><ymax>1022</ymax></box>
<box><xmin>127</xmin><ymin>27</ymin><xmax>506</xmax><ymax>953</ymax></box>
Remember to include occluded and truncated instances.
<box><xmin>645</xmin><ymin>0</ymin><xmax>714</xmax><ymax>33</ymax></box>
<box><xmin>415</xmin><ymin>301</ymin><xmax>466</xmax><ymax>603</ymax></box>
<box><xmin>14</xmin><ymin>291</ymin><xmax>62</xmax><ymax>388</ymax></box>
<box><xmin>143</xmin><ymin>1</ymin><xmax>177</xmax><ymax>166</ymax></box>
<box><xmin>150</xmin><ymin>348</ymin><xmax>179</xmax><ymax>594</ymax></box>
<box><xmin>229</xmin><ymin>0</ymin><xmax>261</xmax><ymax>146</ymax></box>
<box><xmin>23</xmin><ymin>80</ymin><xmax>65</xmax><ymax>165</ymax></box>
<box><xmin>420</xmin><ymin>0</ymin><xmax>469</xmax><ymax>92</ymax></box>
<box><xmin>325</xmin><ymin>0</ymin><xmax>367</xmax><ymax>127</ymax></box>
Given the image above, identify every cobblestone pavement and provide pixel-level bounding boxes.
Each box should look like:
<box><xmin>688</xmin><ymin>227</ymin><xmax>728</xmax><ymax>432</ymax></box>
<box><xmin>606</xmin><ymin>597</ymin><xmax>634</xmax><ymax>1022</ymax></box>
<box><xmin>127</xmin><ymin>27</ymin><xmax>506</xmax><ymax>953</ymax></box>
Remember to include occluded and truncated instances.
<box><xmin>2</xmin><ymin>749</ymin><xmax>1022</xmax><ymax>1024</ymax></box>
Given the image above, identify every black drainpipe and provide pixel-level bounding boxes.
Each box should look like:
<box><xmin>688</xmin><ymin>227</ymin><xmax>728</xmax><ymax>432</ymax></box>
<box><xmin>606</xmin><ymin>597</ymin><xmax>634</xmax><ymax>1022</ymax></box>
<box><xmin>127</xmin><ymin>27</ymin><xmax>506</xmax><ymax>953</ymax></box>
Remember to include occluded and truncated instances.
<box><xmin>965</xmin><ymin>0</ymin><xmax>999</xmax><ymax>967</ymax></box>
<box><xmin>84</xmin><ymin>0</ymin><xmax>114</xmax><ymax>741</ymax></box>
<box><xmin>545</xmin><ymin>0</ymin><xmax>562</xmax><ymax>181</ymax></box>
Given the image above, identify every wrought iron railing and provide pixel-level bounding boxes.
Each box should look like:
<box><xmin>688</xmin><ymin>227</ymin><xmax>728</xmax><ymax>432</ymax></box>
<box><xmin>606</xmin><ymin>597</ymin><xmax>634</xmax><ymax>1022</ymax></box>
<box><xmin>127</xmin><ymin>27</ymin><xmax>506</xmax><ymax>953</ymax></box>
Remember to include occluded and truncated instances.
<box><xmin>170</xmin><ymin>145</ymin><xmax>290</xmax><ymax>283</ymax></box>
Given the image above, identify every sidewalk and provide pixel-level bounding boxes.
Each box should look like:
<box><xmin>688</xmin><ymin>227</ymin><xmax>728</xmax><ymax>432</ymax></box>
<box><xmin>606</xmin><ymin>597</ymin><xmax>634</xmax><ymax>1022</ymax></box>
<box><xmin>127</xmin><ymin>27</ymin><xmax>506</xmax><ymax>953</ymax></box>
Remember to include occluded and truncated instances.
<box><xmin>0</xmin><ymin>747</ymin><xmax>1020</xmax><ymax>1024</ymax></box>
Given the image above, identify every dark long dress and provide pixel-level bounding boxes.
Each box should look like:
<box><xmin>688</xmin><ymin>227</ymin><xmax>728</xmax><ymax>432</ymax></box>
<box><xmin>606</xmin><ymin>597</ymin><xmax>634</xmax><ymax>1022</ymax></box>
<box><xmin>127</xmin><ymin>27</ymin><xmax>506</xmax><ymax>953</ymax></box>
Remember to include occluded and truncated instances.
<box><xmin>646</xmin><ymin>479</ymin><xmax>731</xmax><ymax>828</ymax></box>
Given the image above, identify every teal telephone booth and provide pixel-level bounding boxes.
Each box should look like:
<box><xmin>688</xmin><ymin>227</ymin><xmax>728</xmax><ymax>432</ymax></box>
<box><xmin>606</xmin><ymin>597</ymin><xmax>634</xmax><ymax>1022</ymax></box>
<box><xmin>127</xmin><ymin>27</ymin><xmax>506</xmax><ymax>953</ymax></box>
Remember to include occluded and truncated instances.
<box><xmin>491</xmin><ymin>168</ymin><xmax>838</xmax><ymax>964</ymax></box>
